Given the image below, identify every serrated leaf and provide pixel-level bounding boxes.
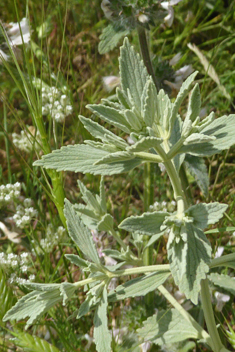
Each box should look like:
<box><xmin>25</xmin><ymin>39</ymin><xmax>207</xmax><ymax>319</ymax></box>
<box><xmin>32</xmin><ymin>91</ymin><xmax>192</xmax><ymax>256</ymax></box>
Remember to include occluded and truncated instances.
<box><xmin>209</xmin><ymin>273</ymin><xmax>235</xmax><ymax>295</ymax></box>
<box><xmin>73</xmin><ymin>204</ymin><xmax>99</xmax><ymax>230</ymax></box>
<box><xmin>97</xmin><ymin>213</ymin><xmax>114</xmax><ymax>232</ymax></box>
<box><xmin>184</xmin><ymin>154</ymin><xmax>209</xmax><ymax>197</ymax></box>
<box><xmin>64</xmin><ymin>199</ymin><xmax>100</xmax><ymax>264</ymax></box>
<box><xmin>87</xmin><ymin>104</ymin><xmax>131</xmax><ymax>133</ymax></box>
<box><xmin>94</xmin><ymin>287</ymin><xmax>111</xmax><ymax>352</ymax></box>
<box><xmin>60</xmin><ymin>282</ymin><xmax>77</xmax><ymax>305</ymax></box>
<box><xmin>65</xmin><ymin>254</ymin><xmax>89</xmax><ymax>268</ymax></box>
<box><xmin>34</xmin><ymin>144</ymin><xmax>142</xmax><ymax>175</ymax></box>
<box><xmin>3</xmin><ymin>288</ymin><xmax>62</xmax><ymax>329</ymax></box>
<box><xmin>77</xmin><ymin>294</ymin><xmax>94</xmax><ymax>319</ymax></box>
<box><xmin>187</xmin><ymin>202</ymin><xmax>228</xmax><ymax>230</ymax></box>
<box><xmin>77</xmin><ymin>179</ymin><xmax>103</xmax><ymax>214</ymax></box>
<box><xmin>185</xmin><ymin>83</ymin><xmax>201</xmax><ymax>123</ymax></box>
<box><xmin>94</xmin><ymin>151</ymin><xmax>134</xmax><ymax>165</ymax></box>
<box><xmin>79</xmin><ymin>115</ymin><xmax>127</xmax><ymax>149</ymax></box>
<box><xmin>141</xmin><ymin>78</ymin><xmax>158</xmax><ymax>128</ymax></box>
<box><xmin>184</xmin><ymin>133</ymin><xmax>216</xmax><ymax>145</ymax></box>
<box><xmin>10</xmin><ymin>331</ymin><xmax>60</xmax><ymax>352</ymax></box>
<box><xmin>116</xmin><ymin>87</ymin><xmax>131</xmax><ymax>109</ymax></box>
<box><xmin>167</xmin><ymin>224</ymin><xmax>211</xmax><ymax>304</ymax></box>
<box><xmin>169</xmin><ymin>116</ymin><xmax>185</xmax><ymax>172</ymax></box>
<box><xmin>126</xmin><ymin>136</ymin><xmax>162</xmax><ymax>153</ymax></box>
<box><xmin>98</xmin><ymin>24</ymin><xmax>129</xmax><ymax>54</ymax></box>
<box><xmin>108</xmin><ymin>272</ymin><xmax>170</xmax><ymax>302</ymax></box>
<box><xmin>137</xmin><ymin>309</ymin><xmax>199</xmax><ymax>346</ymax></box>
<box><xmin>119</xmin><ymin>211</ymin><xmax>169</xmax><ymax>235</ymax></box>
<box><xmin>180</xmin><ymin>114</ymin><xmax>235</xmax><ymax>156</ymax></box>
<box><xmin>169</xmin><ymin>71</ymin><xmax>198</xmax><ymax>135</ymax></box>
<box><xmin>119</xmin><ymin>38</ymin><xmax>149</xmax><ymax>112</ymax></box>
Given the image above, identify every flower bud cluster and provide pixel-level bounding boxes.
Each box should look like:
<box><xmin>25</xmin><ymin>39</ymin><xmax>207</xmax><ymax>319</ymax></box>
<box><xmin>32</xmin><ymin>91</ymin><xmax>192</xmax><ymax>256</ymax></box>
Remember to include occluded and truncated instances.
<box><xmin>0</xmin><ymin>251</ymin><xmax>35</xmax><ymax>285</ymax></box>
<box><xmin>12</xmin><ymin>198</ymin><xmax>38</xmax><ymax>229</ymax></box>
<box><xmin>0</xmin><ymin>182</ymin><xmax>21</xmax><ymax>208</ymax></box>
<box><xmin>149</xmin><ymin>199</ymin><xmax>176</xmax><ymax>213</ymax></box>
<box><xmin>12</xmin><ymin>126</ymin><xmax>41</xmax><ymax>153</ymax></box>
<box><xmin>32</xmin><ymin>224</ymin><xmax>66</xmax><ymax>254</ymax></box>
<box><xmin>41</xmin><ymin>86</ymin><xmax>73</xmax><ymax>123</ymax></box>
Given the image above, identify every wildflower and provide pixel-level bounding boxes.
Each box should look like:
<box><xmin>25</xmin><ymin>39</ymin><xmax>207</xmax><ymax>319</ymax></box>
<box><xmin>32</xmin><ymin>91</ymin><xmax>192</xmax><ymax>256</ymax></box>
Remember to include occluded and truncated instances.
<box><xmin>0</xmin><ymin>221</ymin><xmax>20</xmax><ymax>243</ymax></box>
<box><xmin>160</xmin><ymin>0</ymin><xmax>183</xmax><ymax>27</ymax></box>
<box><xmin>12</xmin><ymin>126</ymin><xmax>41</xmax><ymax>153</ymax></box>
<box><xmin>102</xmin><ymin>76</ymin><xmax>120</xmax><ymax>92</ymax></box>
<box><xmin>215</xmin><ymin>291</ymin><xmax>230</xmax><ymax>312</ymax></box>
<box><xmin>215</xmin><ymin>246</ymin><xmax>224</xmax><ymax>258</ymax></box>
<box><xmin>141</xmin><ymin>341</ymin><xmax>151</xmax><ymax>352</ymax></box>
<box><xmin>7</xmin><ymin>18</ymin><xmax>30</xmax><ymax>46</ymax></box>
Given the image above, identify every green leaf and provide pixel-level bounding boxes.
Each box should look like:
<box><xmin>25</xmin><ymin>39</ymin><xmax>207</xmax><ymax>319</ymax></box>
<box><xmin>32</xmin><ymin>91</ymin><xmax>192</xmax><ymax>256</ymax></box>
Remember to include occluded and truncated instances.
<box><xmin>170</xmin><ymin>116</ymin><xmax>184</xmax><ymax>172</ymax></box>
<box><xmin>79</xmin><ymin>115</ymin><xmax>127</xmax><ymax>149</ymax></box>
<box><xmin>167</xmin><ymin>224</ymin><xmax>211</xmax><ymax>304</ymax></box>
<box><xmin>141</xmin><ymin>78</ymin><xmax>158</xmax><ymax>128</ymax></box>
<box><xmin>119</xmin><ymin>211</ymin><xmax>169</xmax><ymax>235</ymax></box>
<box><xmin>97</xmin><ymin>213</ymin><xmax>114</xmax><ymax>232</ymax></box>
<box><xmin>137</xmin><ymin>309</ymin><xmax>199</xmax><ymax>345</ymax></box>
<box><xmin>210</xmin><ymin>252</ymin><xmax>235</xmax><ymax>270</ymax></box>
<box><xmin>0</xmin><ymin>269</ymin><xmax>16</xmax><ymax>321</ymax></box>
<box><xmin>77</xmin><ymin>179</ymin><xmax>103</xmax><ymax>214</ymax></box>
<box><xmin>108</xmin><ymin>272</ymin><xmax>170</xmax><ymax>302</ymax></box>
<box><xmin>3</xmin><ymin>287</ymin><xmax>62</xmax><ymax>329</ymax></box>
<box><xmin>94</xmin><ymin>151</ymin><xmax>134</xmax><ymax>165</ymax></box>
<box><xmin>187</xmin><ymin>202</ymin><xmax>228</xmax><ymax>230</ymax></box>
<box><xmin>184</xmin><ymin>83</ymin><xmax>201</xmax><ymax>123</ymax></box>
<box><xmin>126</xmin><ymin>136</ymin><xmax>162</xmax><ymax>153</ymax></box>
<box><xmin>64</xmin><ymin>199</ymin><xmax>100</xmax><ymax>264</ymax></box>
<box><xmin>169</xmin><ymin>71</ymin><xmax>198</xmax><ymax>136</ymax></box>
<box><xmin>144</xmin><ymin>232</ymin><xmax>165</xmax><ymax>249</ymax></box>
<box><xmin>10</xmin><ymin>331</ymin><xmax>60</xmax><ymax>352</ymax></box>
<box><xmin>98</xmin><ymin>24</ymin><xmax>129</xmax><ymax>54</ymax></box>
<box><xmin>184</xmin><ymin>154</ymin><xmax>209</xmax><ymax>197</ymax></box>
<box><xmin>65</xmin><ymin>254</ymin><xmax>89</xmax><ymax>269</ymax></box>
<box><xmin>94</xmin><ymin>287</ymin><xmax>112</xmax><ymax>352</ymax></box>
<box><xmin>87</xmin><ymin>104</ymin><xmax>131</xmax><ymax>133</ymax></box>
<box><xmin>34</xmin><ymin>144</ymin><xmax>142</xmax><ymax>175</ymax></box>
<box><xmin>209</xmin><ymin>273</ymin><xmax>235</xmax><ymax>295</ymax></box>
<box><xmin>180</xmin><ymin>114</ymin><xmax>235</xmax><ymax>156</ymax></box>
<box><xmin>119</xmin><ymin>38</ymin><xmax>149</xmax><ymax>111</ymax></box>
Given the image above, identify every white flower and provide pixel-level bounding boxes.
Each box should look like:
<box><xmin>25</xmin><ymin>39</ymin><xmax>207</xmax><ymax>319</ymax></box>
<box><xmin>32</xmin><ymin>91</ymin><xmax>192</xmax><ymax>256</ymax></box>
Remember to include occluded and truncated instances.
<box><xmin>102</xmin><ymin>76</ymin><xmax>120</xmax><ymax>92</ymax></box>
<box><xmin>215</xmin><ymin>246</ymin><xmax>224</xmax><ymax>258</ymax></box>
<box><xmin>141</xmin><ymin>341</ymin><xmax>151</xmax><ymax>352</ymax></box>
<box><xmin>215</xmin><ymin>291</ymin><xmax>230</xmax><ymax>312</ymax></box>
<box><xmin>160</xmin><ymin>0</ymin><xmax>183</xmax><ymax>27</ymax></box>
<box><xmin>0</xmin><ymin>221</ymin><xmax>20</xmax><ymax>243</ymax></box>
<box><xmin>138</xmin><ymin>14</ymin><xmax>149</xmax><ymax>24</ymax></box>
<box><xmin>7</xmin><ymin>18</ymin><xmax>31</xmax><ymax>46</ymax></box>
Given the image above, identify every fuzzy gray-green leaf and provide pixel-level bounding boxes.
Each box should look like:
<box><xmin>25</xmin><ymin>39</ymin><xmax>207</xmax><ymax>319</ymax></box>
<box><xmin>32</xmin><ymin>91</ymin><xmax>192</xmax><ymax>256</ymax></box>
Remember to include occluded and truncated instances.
<box><xmin>10</xmin><ymin>331</ymin><xmax>60</xmax><ymax>352</ymax></box>
<box><xmin>119</xmin><ymin>38</ymin><xmax>149</xmax><ymax>111</ymax></box>
<box><xmin>185</xmin><ymin>83</ymin><xmax>201</xmax><ymax>123</ymax></box>
<box><xmin>167</xmin><ymin>224</ymin><xmax>211</xmax><ymax>304</ymax></box>
<box><xmin>209</xmin><ymin>273</ymin><xmax>235</xmax><ymax>295</ymax></box>
<box><xmin>64</xmin><ymin>199</ymin><xmax>100</xmax><ymax>264</ymax></box>
<box><xmin>184</xmin><ymin>154</ymin><xmax>209</xmax><ymax>197</ymax></box>
<box><xmin>169</xmin><ymin>71</ymin><xmax>198</xmax><ymax>135</ymax></box>
<box><xmin>94</xmin><ymin>151</ymin><xmax>134</xmax><ymax>165</ymax></box>
<box><xmin>141</xmin><ymin>78</ymin><xmax>158</xmax><ymax>128</ymax></box>
<box><xmin>187</xmin><ymin>202</ymin><xmax>228</xmax><ymax>230</ymax></box>
<box><xmin>98</xmin><ymin>24</ymin><xmax>129</xmax><ymax>54</ymax></box>
<box><xmin>94</xmin><ymin>287</ymin><xmax>111</xmax><ymax>352</ymax></box>
<box><xmin>65</xmin><ymin>254</ymin><xmax>89</xmax><ymax>269</ymax></box>
<box><xmin>119</xmin><ymin>211</ymin><xmax>169</xmax><ymax>235</ymax></box>
<box><xmin>137</xmin><ymin>309</ymin><xmax>199</xmax><ymax>345</ymax></box>
<box><xmin>108</xmin><ymin>272</ymin><xmax>170</xmax><ymax>302</ymax></box>
<box><xmin>126</xmin><ymin>136</ymin><xmax>162</xmax><ymax>153</ymax></box>
<box><xmin>34</xmin><ymin>144</ymin><xmax>142</xmax><ymax>175</ymax></box>
<box><xmin>87</xmin><ymin>104</ymin><xmax>131</xmax><ymax>133</ymax></box>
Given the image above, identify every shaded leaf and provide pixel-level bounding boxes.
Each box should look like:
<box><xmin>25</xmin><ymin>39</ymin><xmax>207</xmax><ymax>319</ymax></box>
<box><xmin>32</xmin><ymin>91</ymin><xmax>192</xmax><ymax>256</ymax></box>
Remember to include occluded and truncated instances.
<box><xmin>108</xmin><ymin>272</ymin><xmax>170</xmax><ymax>302</ymax></box>
<box><xmin>10</xmin><ymin>331</ymin><xmax>60</xmax><ymax>352</ymax></box>
<box><xmin>98</xmin><ymin>24</ymin><xmax>129</xmax><ymax>54</ymax></box>
<box><xmin>94</xmin><ymin>287</ymin><xmax>112</xmax><ymax>352</ymax></box>
<box><xmin>209</xmin><ymin>273</ymin><xmax>235</xmax><ymax>295</ymax></box>
<box><xmin>187</xmin><ymin>202</ymin><xmax>228</xmax><ymax>230</ymax></box>
<box><xmin>64</xmin><ymin>199</ymin><xmax>100</xmax><ymax>264</ymax></box>
<box><xmin>167</xmin><ymin>224</ymin><xmax>211</xmax><ymax>304</ymax></box>
<box><xmin>137</xmin><ymin>309</ymin><xmax>199</xmax><ymax>345</ymax></box>
<box><xmin>127</xmin><ymin>136</ymin><xmax>162</xmax><ymax>153</ymax></box>
<box><xmin>184</xmin><ymin>154</ymin><xmax>209</xmax><ymax>197</ymax></box>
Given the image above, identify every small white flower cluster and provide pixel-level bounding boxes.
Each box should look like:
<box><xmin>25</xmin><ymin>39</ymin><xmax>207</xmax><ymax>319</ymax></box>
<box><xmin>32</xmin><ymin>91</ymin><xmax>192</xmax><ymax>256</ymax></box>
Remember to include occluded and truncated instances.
<box><xmin>0</xmin><ymin>182</ymin><xmax>21</xmax><ymax>208</ymax></box>
<box><xmin>12</xmin><ymin>126</ymin><xmax>41</xmax><ymax>153</ymax></box>
<box><xmin>41</xmin><ymin>86</ymin><xmax>73</xmax><ymax>123</ymax></box>
<box><xmin>12</xmin><ymin>198</ymin><xmax>38</xmax><ymax>229</ymax></box>
<box><xmin>0</xmin><ymin>251</ymin><xmax>35</xmax><ymax>285</ymax></box>
<box><xmin>33</xmin><ymin>224</ymin><xmax>66</xmax><ymax>254</ymax></box>
<box><xmin>149</xmin><ymin>200</ymin><xmax>176</xmax><ymax>213</ymax></box>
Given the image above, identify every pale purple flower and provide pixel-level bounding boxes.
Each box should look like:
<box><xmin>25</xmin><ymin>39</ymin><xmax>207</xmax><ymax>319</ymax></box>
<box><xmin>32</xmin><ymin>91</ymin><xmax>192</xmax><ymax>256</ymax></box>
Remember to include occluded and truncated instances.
<box><xmin>215</xmin><ymin>291</ymin><xmax>230</xmax><ymax>312</ymax></box>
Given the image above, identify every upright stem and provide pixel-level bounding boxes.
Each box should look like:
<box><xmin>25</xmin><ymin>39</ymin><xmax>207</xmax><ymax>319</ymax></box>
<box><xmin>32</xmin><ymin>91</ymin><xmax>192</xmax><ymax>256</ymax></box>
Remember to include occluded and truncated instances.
<box><xmin>3</xmin><ymin>103</ymin><xmax>12</xmax><ymax>183</ymax></box>
<box><xmin>201</xmin><ymin>279</ymin><xmax>229</xmax><ymax>352</ymax></box>
<box><xmin>137</xmin><ymin>26</ymin><xmax>160</xmax><ymax>92</ymax></box>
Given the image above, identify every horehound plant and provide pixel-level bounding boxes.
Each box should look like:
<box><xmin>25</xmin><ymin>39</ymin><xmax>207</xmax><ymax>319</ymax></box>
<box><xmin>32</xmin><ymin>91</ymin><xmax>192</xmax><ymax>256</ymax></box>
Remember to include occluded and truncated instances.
<box><xmin>3</xmin><ymin>38</ymin><xmax>235</xmax><ymax>352</ymax></box>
